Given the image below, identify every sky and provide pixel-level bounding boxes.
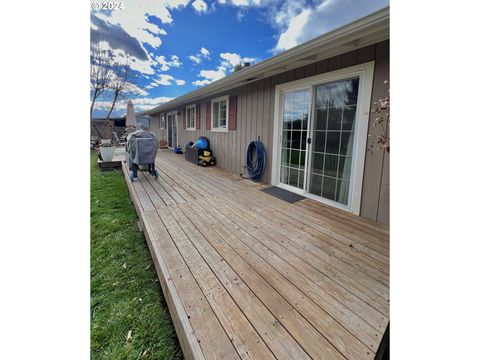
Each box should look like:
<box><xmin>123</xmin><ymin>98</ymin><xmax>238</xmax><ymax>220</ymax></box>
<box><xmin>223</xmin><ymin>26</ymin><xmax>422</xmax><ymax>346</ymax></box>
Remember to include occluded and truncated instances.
<box><xmin>90</xmin><ymin>0</ymin><xmax>388</xmax><ymax>117</ymax></box>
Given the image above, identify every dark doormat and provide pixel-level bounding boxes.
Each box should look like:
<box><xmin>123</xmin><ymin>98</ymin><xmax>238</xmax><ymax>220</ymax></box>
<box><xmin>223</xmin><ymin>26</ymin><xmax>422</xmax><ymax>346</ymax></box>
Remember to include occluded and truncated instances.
<box><xmin>260</xmin><ymin>186</ymin><xmax>305</xmax><ymax>203</ymax></box>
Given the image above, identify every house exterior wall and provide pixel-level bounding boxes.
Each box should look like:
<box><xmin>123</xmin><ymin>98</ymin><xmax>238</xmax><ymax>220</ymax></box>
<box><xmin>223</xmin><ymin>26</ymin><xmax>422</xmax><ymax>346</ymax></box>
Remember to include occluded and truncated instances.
<box><xmin>149</xmin><ymin>40</ymin><xmax>389</xmax><ymax>224</ymax></box>
<box><xmin>149</xmin><ymin>114</ymin><xmax>163</xmax><ymax>140</ymax></box>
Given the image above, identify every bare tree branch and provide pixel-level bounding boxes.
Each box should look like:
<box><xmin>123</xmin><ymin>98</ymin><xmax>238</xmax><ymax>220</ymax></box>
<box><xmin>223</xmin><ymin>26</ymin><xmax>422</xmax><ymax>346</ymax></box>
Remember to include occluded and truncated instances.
<box><xmin>105</xmin><ymin>61</ymin><xmax>138</xmax><ymax>120</ymax></box>
<box><xmin>90</xmin><ymin>42</ymin><xmax>113</xmax><ymax>120</ymax></box>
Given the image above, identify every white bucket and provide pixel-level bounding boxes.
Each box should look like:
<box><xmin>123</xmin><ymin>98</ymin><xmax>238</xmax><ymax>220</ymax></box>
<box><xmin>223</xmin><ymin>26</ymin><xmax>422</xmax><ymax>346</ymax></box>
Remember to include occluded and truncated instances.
<box><xmin>100</xmin><ymin>146</ymin><xmax>115</xmax><ymax>162</ymax></box>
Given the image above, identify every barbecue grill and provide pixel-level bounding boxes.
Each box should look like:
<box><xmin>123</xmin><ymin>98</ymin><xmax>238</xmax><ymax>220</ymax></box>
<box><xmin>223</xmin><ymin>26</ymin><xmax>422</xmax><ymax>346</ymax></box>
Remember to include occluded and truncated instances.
<box><xmin>125</xmin><ymin>129</ymin><xmax>159</xmax><ymax>182</ymax></box>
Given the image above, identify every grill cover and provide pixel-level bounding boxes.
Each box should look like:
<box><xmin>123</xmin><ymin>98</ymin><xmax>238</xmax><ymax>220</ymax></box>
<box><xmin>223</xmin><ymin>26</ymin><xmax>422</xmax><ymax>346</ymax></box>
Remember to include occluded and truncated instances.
<box><xmin>126</xmin><ymin>130</ymin><xmax>159</xmax><ymax>167</ymax></box>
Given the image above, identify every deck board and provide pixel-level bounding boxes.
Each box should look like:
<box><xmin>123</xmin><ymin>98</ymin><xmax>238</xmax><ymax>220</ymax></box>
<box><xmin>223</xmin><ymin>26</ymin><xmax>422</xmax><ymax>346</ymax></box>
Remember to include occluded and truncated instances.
<box><xmin>122</xmin><ymin>149</ymin><xmax>390</xmax><ymax>360</ymax></box>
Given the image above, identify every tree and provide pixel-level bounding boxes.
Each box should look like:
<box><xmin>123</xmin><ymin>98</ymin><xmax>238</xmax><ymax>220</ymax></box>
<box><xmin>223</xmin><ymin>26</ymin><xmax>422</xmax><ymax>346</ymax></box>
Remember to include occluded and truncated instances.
<box><xmin>90</xmin><ymin>42</ymin><xmax>114</xmax><ymax>120</ymax></box>
<box><xmin>105</xmin><ymin>61</ymin><xmax>137</xmax><ymax>120</ymax></box>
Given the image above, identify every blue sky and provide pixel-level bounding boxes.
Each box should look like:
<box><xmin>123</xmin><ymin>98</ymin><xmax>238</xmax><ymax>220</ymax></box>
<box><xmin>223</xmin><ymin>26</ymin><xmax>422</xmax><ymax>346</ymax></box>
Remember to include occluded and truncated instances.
<box><xmin>91</xmin><ymin>0</ymin><xmax>388</xmax><ymax>117</ymax></box>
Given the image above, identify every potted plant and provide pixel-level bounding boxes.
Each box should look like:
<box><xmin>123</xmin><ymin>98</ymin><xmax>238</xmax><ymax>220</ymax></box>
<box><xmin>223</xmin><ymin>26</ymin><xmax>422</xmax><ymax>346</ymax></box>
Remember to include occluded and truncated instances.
<box><xmin>99</xmin><ymin>141</ymin><xmax>115</xmax><ymax>162</ymax></box>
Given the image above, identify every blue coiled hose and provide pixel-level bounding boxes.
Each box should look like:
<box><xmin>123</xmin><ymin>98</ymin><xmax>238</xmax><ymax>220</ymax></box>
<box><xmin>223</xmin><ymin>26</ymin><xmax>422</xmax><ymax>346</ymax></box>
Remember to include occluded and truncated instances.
<box><xmin>246</xmin><ymin>140</ymin><xmax>266</xmax><ymax>181</ymax></box>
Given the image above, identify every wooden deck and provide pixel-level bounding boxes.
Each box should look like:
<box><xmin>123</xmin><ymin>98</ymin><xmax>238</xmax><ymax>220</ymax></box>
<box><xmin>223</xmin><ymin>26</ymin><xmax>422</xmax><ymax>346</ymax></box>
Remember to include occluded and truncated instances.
<box><xmin>122</xmin><ymin>149</ymin><xmax>389</xmax><ymax>360</ymax></box>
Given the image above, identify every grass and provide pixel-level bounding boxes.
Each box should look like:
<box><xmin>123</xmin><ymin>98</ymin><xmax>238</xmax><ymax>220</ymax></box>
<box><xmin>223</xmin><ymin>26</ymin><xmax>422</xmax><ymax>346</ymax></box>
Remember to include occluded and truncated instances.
<box><xmin>91</xmin><ymin>152</ymin><xmax>183</xmax><ymax>360</ymax></box>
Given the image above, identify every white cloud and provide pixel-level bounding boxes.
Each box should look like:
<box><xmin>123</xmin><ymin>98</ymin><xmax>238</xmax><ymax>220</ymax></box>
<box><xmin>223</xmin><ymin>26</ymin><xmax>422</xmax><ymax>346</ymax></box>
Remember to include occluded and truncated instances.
<box><xmin>200</xmin><ymin>47</ymin><xmax>210</xmax><ymax>57</ymax></box>
<box><xmin>124</xmin><ymin>82</ymin><xmax>148</xmax><ymax>96</ymax></box>
<box><xmin>192</xmin><ymin>79</ymin><xmax>213</xmax><ymax>87</ymax></box>
<box><xmin>96</xmin><ymin>41</ymin><xmax>157</xmax><ymax>75</ymax></box>
<box><xmin>220</xmin><ymin>52</ymin><xmax>257</xmax><ymax>70</ymax></box>
<box><xmin>156</xmin><ymin>54</ymin><xmax>182</xmax><ymax>71</ymax></box>
<box><xmin>188</xmin><ymin>47</ymin><xmax>211</xmax><ymax>64</ymax></box>
<box><xmin>214</xmin><ymin>0</ymin><xmax>386</xmax><ymax>53</ymax></box>
<box><xmin>189</xmin><ymin>55</ymin><xmax>201</xmax><ymax>64</ymax></box>
<box><xmin>192</xmin><ymin>67</ymin><xmax>226</xmax><ymax>87</ymax></box>
<box><xmin>170</xmin><ymin>55</ymin><xmax>181</xmax><ymax>67</ymax></box>
<box><xmin>201</xmin><ymin>68</ymin><xmax>226</xmax><ymax>81</ymax></box>
<box><xmin>154</xmin><ymin>74</ymin><xmax>175</xmax><ymax>85</ymax></box>
<box><xmin>192</xmin><ymin>0</ymin><xmax>208</xmax><ymax>12</ymax></box>
<box><xmin>242</xmin><ymin>56</ymin><xmax>256</xmax><ymax>63</ymax></box>
<box><xmin>220</xmin><ymin>0</ymin><xmax>264</xmax><ymax>6</ymax></box>
<box><xmin>132</xmin><ymin>96</ymin><xmax>175</xmax><ymax>110</ymax></box>
<box><xmin>94</xmin><ymin>11</ymin><xmax>165</xmax><ymax>50</ymax></box>
<box><xmin>273</xmin><ymin>0</ymin><xmax>388</xmax><ymax>52</ymax></box>
<box><xmin>220</xmin><ymin>52</ymin><xmax>242</xmax><ymax>67</ymax></box>
<box><xmin>92</xmin><ymin>101</ymin><xmax>115</xmax><ymax>111</ymax></box>
<box><xmin>156</xmin><ymin>56</ymin><xmax>170</xmax><ymax>71</ymax></box>
<box><xmin>153</xmin><ymin>74</ymin><xmax>185</xmax><ymax>86</ymax></box>
<box><xmin>192</xmin><ymin>51</ymin><xmax>257</xmax><ymax>86</ymax></box>
<box><xmin>236</xmin><ymin>10</ymin><xmax>246</xmax><ymax>21</ymax></box>
<box><xmin>94</xmin><ymin>95</ymin><xmax>175</xmax><ymax>113</ymax></box>
<box><xmin>275</xmin><ymin>8</ymin><xmax>311</xmax><ymax>51</ymax></box>
<box><xmin>91</xmin><ymin>0</ymin><xmax>190</xmax><ymax>75</ymax></box>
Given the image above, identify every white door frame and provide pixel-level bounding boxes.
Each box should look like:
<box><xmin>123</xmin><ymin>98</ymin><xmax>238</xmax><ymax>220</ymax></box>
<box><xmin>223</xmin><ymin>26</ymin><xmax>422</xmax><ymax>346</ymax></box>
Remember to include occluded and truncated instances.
<box><xmin>271</xmin><ymin>61</ymin><xmax>375</xmax><ymax>215</ymax></box>
<box><xmin>166</xmin><ymin>110</ymin><xmax>178</xmax><ymax>149</ymax></box>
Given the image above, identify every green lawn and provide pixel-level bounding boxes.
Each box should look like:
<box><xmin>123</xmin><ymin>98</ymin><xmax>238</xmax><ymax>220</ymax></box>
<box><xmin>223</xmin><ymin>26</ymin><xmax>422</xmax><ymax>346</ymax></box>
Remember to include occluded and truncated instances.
<box><xmin>91</xmin><ymin>152</ymin><xmax>182</xmax><ymax>360</ymax></box>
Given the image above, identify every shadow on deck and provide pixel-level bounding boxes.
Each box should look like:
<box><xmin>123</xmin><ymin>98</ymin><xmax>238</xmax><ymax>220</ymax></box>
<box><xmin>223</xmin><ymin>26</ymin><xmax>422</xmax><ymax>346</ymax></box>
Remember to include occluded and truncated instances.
<box><xmin>122</xmin><ymin>149</ymin><xmax>389</xmax><ymax>360</ymax></box>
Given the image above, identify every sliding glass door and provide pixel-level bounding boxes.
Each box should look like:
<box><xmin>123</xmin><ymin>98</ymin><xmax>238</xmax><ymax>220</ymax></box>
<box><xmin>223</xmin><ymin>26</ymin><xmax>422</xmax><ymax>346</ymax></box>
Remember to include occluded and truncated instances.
<box><xmin>277</xmin><ymin>76</ymin><xmax>361</xmax><ymax>209</ymax></box>
<box><xmin>307</xmin><ymin>77</ymin><xmax>359</xmax><ymax>205</ymax></box>
<box><xmin>166</xmin><ymin>112</ymin><xmax>177</xmax><ymax>148</ymax></box>
<box><xmin>279</xmin><ymin>88</ymin><xmax>311</xmax><ymax>190</ymax></box>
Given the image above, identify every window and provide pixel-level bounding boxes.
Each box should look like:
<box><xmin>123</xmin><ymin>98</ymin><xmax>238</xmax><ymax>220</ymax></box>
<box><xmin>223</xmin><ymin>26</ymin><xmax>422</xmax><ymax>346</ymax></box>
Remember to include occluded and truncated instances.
<box><xmin>136</xmin><ymin>116</ymin><xmax>150</xmax><ymax>130</ymax></box>
<box><xmin>186</xmin><ymin>105</ymin><xmax>196</xmax><ymax>130</ymax></box>
<box><xmin>211</xmin><ymin>96</ymin><xmax>229</xmax><ymax>131</ymax></box>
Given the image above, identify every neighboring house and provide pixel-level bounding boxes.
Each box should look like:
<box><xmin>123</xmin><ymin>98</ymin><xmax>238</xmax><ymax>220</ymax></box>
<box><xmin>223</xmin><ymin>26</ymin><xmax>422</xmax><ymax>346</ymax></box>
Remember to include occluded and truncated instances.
<box><xmin>138</xmin><ymin>7</ymin><xmax>389</xmax><ymax>225</ymax></box>
<box><xmin>91</xmin><ymin>117</ymin><xmax>126</xmax><ymax>139</ymax></box>
<box><xmin>135</xmin><ymin>116</ymin><xmax>150</xmax><ymax>130</ymax></box>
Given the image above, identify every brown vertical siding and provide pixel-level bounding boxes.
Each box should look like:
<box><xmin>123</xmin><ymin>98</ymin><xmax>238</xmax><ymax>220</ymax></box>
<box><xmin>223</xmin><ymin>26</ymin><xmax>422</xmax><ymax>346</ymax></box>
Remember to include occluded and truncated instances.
<box><xmin>153</xmin><ymin>40</ymin><xmax>389</xmax><ymax>224</ymax></box>
<box><xmin>342</xmin><ymin>50</ymin><xmax>358</xmax><ymax>68</ymax></box>
<box><xmin>305</xmin><ymin>62</ymin><xmax>316</xmax><ymax>77</ymax></box>
<box><xmin>328</xmin><ymin>54</ymin><xmax>342</xmax><ymax>71</ymax></box>
<box><xmin>360</xmin><ymin>42</ymin><xmax>390</xmax><ymax>223</ymax></box>
<box><xmin>148</xmin><ymin>114</ymin><xmax>163</xmax><ymax>141</ymax></box>
<box><xmin>262</xmin><ymin>76</ymin><xmax>272</xmax><ymax>180</ymax></box>
<box><xmin>360</xmin><ymin>40</ymin><xmax>390</xmax><ymax>224</ymax></box>
<box><xmin>357</xmin><ymin>44</ymin><xmax>376</xmax><ymax>63</ymax></box>
<box><xmin>316</xmin><ymin>59</ymin><xmax>328</xmax><ymax>74</ymax></box>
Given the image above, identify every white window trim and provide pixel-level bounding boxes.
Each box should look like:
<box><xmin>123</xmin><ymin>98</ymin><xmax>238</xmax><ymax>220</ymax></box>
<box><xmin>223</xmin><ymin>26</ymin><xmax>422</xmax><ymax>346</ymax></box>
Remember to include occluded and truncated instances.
<box><xmin>160</xmin><ymin>114</ymin><xmax>165</xmax><ymax>130</ymax></box>
<box><xmin>271</xmin><ymin>61</ymin><xmax>375</xmax><ymax>215</ymax></box>
<box><xmin>186</xmin><ymin>104</ymin><xmax>196</xmax><ymax>131</ymax></box>
<box><xmin>210</xmin><ymin>95</ymin><xmax>229</xmax><ymax>132</ymax></box>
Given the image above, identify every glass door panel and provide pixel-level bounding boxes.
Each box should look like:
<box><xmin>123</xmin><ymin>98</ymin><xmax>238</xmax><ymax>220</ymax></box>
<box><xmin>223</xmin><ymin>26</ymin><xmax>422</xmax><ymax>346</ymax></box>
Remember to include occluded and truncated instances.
<box><xmin>307</xmin><ymin>77</ymin><xmax>359</xmax><ymax>205</ymax></box>
<box><xmin>279</xmin><ymin>88</ymin><xmax>311</xmax><ymax>190</ymax></box>
<box><xmin>167</xmin><ymin>113</ymin><xmax>178</xmax><ymax>148</ymax></box>
<box><xmin>167</xmin><ymin>114</ymin><xmax>173</xmax><ymax>147</ymax></box>
<box><xmin>172</xmin><ymin>114</ymin><xmax>177</xmax><ymax>147</ymax></box>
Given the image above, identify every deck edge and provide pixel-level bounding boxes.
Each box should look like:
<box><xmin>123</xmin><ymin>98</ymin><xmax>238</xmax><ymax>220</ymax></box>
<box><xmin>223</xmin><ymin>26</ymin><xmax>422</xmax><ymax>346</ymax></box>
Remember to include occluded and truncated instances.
<box><xmin>121</xmin><ymin>162</ymin><xmax>205</xmax><ymax>360</ymax></box>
